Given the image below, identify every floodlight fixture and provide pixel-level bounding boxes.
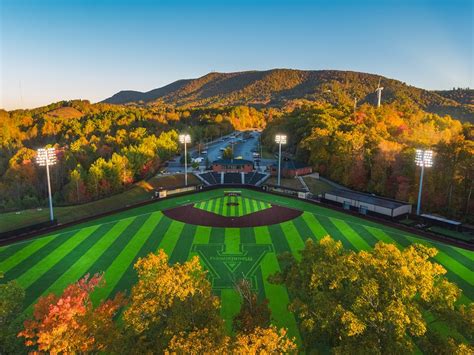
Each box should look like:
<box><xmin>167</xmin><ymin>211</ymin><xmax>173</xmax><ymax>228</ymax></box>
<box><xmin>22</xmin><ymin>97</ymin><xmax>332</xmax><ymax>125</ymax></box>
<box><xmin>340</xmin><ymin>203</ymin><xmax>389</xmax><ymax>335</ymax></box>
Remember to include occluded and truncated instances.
<box><xmin>179</xmin><ymin>134</ymin><xmax>191</xmax><ymax>144</ymax></box>
<box><xmin>415</xmin><ymin>149</ymin><xmax>433</xmax><ymax>168</ymax></box>
<box><xmin>179</xmin><ymin>134</ymin><xmax>191</xmax><ymax>186</ymax></box>
<box><xmin>415</xmin><ymin>149</ymin><xmax>434</xmax><ymax>215</ymax></box>
<box><xmin>36</xmin><ymin>148</ymin><xmax>57</xmax><ymax>166</ymax></box>
<box><xmin>275</xmin><ymin>134</ymin><xmax>287</xmax><ymax>145</ymax></box>
<box><xmin>36</xmin><ymin>147</ymin><xmax>57</xmax><ymax>222</ymax></box>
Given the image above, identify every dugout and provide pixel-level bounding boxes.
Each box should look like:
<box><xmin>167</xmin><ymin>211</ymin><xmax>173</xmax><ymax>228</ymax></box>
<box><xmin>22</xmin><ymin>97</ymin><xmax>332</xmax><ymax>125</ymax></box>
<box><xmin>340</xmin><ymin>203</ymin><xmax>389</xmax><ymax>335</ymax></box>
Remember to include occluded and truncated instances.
<box><xmin>420</xmin><ymin>214</ymin><xmax>462</xmax><ymax>231</ymax></box>
<box><xmin>323</xmin><ymin>189</ymin><xmax>412</xmax><ymax>218</ymax></box>
<box><xmin>264</xmin><ymin>184</ymin><xmax>307</xmax><ymax>197</ymax></box>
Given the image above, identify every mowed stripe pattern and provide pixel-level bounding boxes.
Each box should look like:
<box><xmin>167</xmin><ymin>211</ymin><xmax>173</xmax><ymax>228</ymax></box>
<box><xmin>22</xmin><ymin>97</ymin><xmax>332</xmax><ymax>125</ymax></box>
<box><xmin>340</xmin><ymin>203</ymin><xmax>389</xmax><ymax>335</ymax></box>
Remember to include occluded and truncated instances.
<box><xmin>0</xmin><ymin>190</ymin><xmax>473</xmax><ymax>343</ymax></box>
<box><xmin>195</xmin><ymin>196</ymin><xmax>271</xmax><ymax>217</ymax></box>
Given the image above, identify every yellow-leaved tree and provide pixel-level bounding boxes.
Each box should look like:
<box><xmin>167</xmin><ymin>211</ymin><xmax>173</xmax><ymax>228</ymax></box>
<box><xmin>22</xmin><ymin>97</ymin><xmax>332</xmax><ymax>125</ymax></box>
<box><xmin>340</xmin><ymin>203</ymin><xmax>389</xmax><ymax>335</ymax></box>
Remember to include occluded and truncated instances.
<box><xmin>166</xmin><ymin>326</ymin><xmax>297</xmax><ymax>354</ymax></box>
<box><xmin>270</xmin><ymin>236</ymin><xmax>474</xmax><ymax>354</ymax></box>
<box><xmin>122</xmin><ymin>250</ymin><xmax>226</xmax><ymax>352</ymax></box>
<box><xmin>166</xmin><ymin>327</ymin><xmax>230</xmax><ymax>354</ymax></box>
<box><xmin>124</xmin><ymin>250</ymin><xmax>297</xmax><ymax>353</ymax></box>
<box><xmin>232</xmin><ymin>326</ymin><xmax>298</xmax><ymax>353</ymax></box>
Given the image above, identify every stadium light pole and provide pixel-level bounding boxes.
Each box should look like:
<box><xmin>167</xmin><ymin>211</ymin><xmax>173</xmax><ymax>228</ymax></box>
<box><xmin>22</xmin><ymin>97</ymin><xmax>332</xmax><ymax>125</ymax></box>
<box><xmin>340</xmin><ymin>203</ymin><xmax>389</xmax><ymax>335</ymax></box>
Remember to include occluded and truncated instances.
<box><xmin>415</xmin><ymin>149</ymin><xmax>433</xmax><ymax>215</ymax></box>
<box><xmin>36</xmin><ymin>147</ymin><xmax>57</xmax><ymax>222</ymax></box>
<box><xmin>275</xmin><ymin>134</ymin><xmax>287</xmax><ymax>186</ymax></box>
<box><xmin>179</xmin><ymin>134</ymin><xmax>191</xmax><ymax>186</ymax></box>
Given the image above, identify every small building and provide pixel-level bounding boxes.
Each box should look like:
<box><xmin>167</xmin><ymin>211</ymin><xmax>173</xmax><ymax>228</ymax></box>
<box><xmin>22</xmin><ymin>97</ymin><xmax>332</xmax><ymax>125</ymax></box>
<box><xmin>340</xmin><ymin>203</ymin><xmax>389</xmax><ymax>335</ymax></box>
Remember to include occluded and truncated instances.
<box><xmin>270</xmin><ymin>160</ymin><xmax>312</xmax><ymax>178</ymax></box>
<box><xmin>420</xmin><ymin>214</ymin><xmax>462</xmax><ymax>231</ymax></box>
<box><xmin>323</xmin><ymin>189</ymin><xmax>412</xmax><ymax>218</ymax></box>
<box><xmin>212</xmin><ymin>158</ymin><xmax>254</xmax><ymax>173</ymax></box>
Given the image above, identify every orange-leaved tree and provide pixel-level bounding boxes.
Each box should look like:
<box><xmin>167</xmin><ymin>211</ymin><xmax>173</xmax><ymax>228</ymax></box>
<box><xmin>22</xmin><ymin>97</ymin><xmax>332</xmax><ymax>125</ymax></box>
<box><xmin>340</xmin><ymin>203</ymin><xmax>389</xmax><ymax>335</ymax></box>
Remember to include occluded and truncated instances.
<box><xmin>18</xmin><ymin>273</ymin><xmax>126</xmax><ymax>353</ymax></box>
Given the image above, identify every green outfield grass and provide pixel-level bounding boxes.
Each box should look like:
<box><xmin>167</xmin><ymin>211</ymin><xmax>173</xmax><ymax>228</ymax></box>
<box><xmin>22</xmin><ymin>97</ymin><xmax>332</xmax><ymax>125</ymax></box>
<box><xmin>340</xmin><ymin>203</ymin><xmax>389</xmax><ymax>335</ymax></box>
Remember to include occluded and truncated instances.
<box><xmin>194</xmin><ymin>195</ymin><xmax>271</xmax><ymax>216</ymax></box>
<box><xmin>0</xmin><ymin>188</ymin><xmax>473</xmax><ymax>345</ymax></box>
<box><xmin>0</xmin><ymin>173</ymin><xmax>200</xmax><ymax>233</ymax></box>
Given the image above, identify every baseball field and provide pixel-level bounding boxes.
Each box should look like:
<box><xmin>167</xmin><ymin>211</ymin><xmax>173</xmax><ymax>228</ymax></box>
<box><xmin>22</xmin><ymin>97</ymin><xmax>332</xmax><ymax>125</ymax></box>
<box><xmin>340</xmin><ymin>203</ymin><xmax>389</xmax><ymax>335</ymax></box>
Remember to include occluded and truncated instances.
<box><xmin>0</xmin><ymin>188</ymin><xmax>472</xmax><ymax>343</ymax></box>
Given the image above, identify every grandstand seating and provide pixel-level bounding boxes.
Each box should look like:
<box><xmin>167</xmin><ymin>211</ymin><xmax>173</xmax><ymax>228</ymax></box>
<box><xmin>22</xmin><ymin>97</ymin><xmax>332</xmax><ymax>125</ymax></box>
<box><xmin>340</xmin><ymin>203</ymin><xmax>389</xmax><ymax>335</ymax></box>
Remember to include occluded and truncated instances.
<box><xmin>199</xmin><ymin>172</ymin><xmax>219</xmax><ymax>185</ymax></box>
<box><xmin>247</xmin><ymin>172</ymin><xmax>266</xmax><ymax>185</ymax></box>
<box><xmin>212</xmin><ymin>172</ymin><xmax>221</xmax><ymax>184</ymax></box>
<box><xmin>224</xmin><ymin>173</ymin><xmax>242</xmax><ymax>184</ymax></box>
<box><xmin>244</xmin><ymin>172</ymin><xmax>255</xmax><ymax>184</ymax></box>
<box><xmin>198</xmin><ymin>171</ymin><xmax>268</xmax><ymax>186</ymax></box>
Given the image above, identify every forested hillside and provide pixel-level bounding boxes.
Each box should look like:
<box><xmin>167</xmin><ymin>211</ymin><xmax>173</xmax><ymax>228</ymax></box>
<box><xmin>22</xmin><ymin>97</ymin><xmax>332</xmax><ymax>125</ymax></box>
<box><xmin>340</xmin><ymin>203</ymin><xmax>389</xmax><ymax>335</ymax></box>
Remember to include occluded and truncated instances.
<box><xmin>1</xmin><ymin>90</ymin><xmax>473</xmax><ymax>222</ymax></box>
<box><xmin>0</xmin><ymin>100</ymin><xmax>264</xmax><ymax>211</ymax></box>
<box><xmin>435</xmin><ymin>88</ymin><xmax>474</xmax><ymax>105</ymax></box>
<box><xmin>103</xmin><ymin>69</ymin><xmax>474</xmax><ymax>122</ymax></box>
<box><xmin>262</xmin><ymin>102</ymin><xmax>473</xmax><ymax>222</ymax></box>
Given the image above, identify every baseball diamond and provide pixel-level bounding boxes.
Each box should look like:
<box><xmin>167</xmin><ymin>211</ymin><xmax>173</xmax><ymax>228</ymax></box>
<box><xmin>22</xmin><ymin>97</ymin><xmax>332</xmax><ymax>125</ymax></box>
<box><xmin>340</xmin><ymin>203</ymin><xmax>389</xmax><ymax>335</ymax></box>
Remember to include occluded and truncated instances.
<box><xmin>194</xmin><ymin>195</ymin><xmax>271</xmax><ymax>217</ymax></box>
<box><xmin>0</xmin><ymin>188</ymin><xmax>472</xmax><ymax>344</ymax></box>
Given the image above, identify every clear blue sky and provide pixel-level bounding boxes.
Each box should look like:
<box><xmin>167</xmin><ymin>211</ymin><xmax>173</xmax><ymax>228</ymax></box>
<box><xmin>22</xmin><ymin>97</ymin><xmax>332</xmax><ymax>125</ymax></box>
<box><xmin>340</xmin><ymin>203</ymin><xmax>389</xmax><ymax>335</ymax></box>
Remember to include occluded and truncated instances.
<box><xmin>1</xmin><ymin>0</ymin><xmax>472</xmax><ymax>110</ymax></box>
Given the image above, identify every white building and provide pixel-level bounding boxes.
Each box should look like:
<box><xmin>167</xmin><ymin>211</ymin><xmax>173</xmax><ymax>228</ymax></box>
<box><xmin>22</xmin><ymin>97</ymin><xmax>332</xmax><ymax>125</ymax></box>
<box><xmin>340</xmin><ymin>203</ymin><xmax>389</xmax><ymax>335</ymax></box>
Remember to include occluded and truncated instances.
<box><xmin>324</xmin><ymin>189</ymin><xmax>412</xmax><ymax>218</ymax></box>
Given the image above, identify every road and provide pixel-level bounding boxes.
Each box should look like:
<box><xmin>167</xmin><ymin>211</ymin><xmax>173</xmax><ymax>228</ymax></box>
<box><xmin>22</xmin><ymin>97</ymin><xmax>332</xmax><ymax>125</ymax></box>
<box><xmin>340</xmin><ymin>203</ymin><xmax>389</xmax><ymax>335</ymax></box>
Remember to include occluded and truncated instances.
<box><xmin>164</xmin><ymin>131</ymin><xmax>276</xmax><ymax>173</ymax></box>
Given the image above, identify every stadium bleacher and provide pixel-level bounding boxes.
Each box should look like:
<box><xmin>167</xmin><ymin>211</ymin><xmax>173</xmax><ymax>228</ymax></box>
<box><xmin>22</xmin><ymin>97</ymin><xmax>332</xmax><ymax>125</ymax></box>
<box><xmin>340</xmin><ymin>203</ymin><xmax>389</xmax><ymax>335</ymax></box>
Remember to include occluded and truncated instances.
<box><xmin>223</xmin><ymin>173</ymin><xmax>242</xmax><ymax>184</ymax></box>
<box><xmin>246</xmin><ymin>172</ymin><xmax>266</xmax><ymax>185</ymax></box>
<box><xmin>199</xmin><ymin>172</ymin><xmax>219</xmax><ymax>185</ymax></box>
<box><xmin>212</xmin><ymin>172</ymin><xmax>221</xmax><ymax>184</ymax></box>
<box><xmin>244</xmin><ymin>172</ymin><xmax>255</xmax><ymax>184</ymax></box>
<box><xmin>198</xmin><ymin>172</ymin><xmax>268</xmax><ymax>186</ymax></box>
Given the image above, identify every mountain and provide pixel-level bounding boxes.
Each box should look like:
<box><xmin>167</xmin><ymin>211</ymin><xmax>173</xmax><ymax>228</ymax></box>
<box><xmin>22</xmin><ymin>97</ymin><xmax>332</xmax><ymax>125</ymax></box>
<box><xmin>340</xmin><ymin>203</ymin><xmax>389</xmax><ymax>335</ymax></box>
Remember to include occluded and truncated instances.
<box><xmin>434</xmin><ymin>89</ymin><xmax>474</xmax><ymax>105</ymax></box>
<box><xmin>103</xmin><ymin>69</ymin><xmax>474</xmax><ymax>122</ymax></box>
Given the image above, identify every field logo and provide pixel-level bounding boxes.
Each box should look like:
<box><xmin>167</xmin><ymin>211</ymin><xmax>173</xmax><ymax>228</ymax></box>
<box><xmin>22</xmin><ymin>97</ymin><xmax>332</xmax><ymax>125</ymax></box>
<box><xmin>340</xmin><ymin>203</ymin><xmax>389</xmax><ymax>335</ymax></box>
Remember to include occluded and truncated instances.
<box><xmin>192</xmin><ymin>244</ymin><xmax>273</xmax><ymax>290</ymax></box>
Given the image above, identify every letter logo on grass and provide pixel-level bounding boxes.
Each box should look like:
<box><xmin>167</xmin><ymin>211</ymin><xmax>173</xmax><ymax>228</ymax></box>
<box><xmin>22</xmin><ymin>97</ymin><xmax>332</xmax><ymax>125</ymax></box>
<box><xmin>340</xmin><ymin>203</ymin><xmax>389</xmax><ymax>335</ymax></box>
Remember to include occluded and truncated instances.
<box><xmin>193</xmin><ymin>244</ymin><xmax>273</xmax><ymax>290</ymax></box>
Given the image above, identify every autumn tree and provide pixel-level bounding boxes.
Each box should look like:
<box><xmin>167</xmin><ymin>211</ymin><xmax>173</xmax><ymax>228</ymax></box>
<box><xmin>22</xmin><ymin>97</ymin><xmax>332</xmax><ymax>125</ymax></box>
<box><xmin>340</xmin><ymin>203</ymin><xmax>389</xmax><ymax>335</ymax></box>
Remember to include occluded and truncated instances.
<box><xmin>0</xmin><ymin>101</ymin><xmax>228</xmax><ymax>211</ymax></box>
<box><xmin>222</xmin><ymin>146</ymin><xmax>234</xmax><ymax>160</ymax></box>
<box><xmin>264</xmin><ymin>102</ymin><xmax>473</xmax><ymax>222</ymax></box>
<box><xmin>166</xmin><ymin>327</ymin><xmax>230</xmax><ymax>354</ymax></box>
<box><xmin>233</xmin><ymin>278</ymin><xmax>271</xmax><ymax>333</ymax></box>
<box><xmin>0</xmin><ymin>274</ymin><xmax>25</xmax><ymax>354</ymax></box>
<box><xmin>18</xmin><ymin>273</ymin><xmax>126</xmax><ymax>353</ymax></box>
<box><xmin>123</xmin><ymin>250</ymin><xmax>226</xmax><ymax>352</ymax></box>
<box><xmin>271</xmin><ymin>236</ymin><xmax>473</xmax><ymax>353</ymax></box>
<box><xmin>166</xmin><ymin>326</ymin><xmax>297</xmax><ymax>354</ymax></box>
<box><xmin>232</xmin><ymin>326</ymin><xmax>298</xmax><ymax>353</ymax></box>
<box><xmin>64</xmin><ymin>164</ymin><xmax>87</xmax><ymax>203</ymax></box>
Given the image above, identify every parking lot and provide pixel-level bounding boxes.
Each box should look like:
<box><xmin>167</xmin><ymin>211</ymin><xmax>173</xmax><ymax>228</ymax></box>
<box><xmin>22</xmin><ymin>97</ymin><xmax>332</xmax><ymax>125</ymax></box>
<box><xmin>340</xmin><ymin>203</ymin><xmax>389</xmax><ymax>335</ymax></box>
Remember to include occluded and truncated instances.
<box><xmin>164</xmin><ymin>131</ymin><xmax>276</xmax><ymax>173</ymax></box>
